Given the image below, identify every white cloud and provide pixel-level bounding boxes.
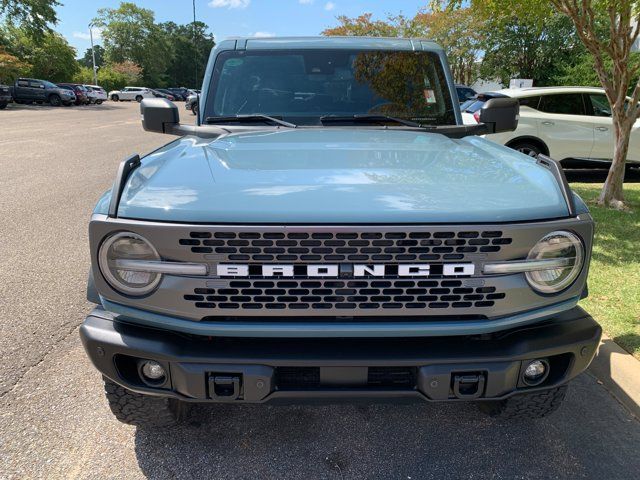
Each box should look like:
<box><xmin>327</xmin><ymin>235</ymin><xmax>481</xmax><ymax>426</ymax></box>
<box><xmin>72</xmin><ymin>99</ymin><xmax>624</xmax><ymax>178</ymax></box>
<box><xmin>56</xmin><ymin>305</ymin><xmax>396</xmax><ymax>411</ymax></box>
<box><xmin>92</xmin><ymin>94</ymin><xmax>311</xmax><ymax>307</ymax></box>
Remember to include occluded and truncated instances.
<box><xmin>208</xmin><ymin>0</ymin><xmax>250</xmax><ymax>9</ymax></box>
<box><xmin>299</xmin><ymin>0</ymin><xmax>314</xmax><ymax>4</ymax></box>
<box><xmin>72</xmin><ymin>28</ymin><xmax>102</xmax><ymax>41</ymax></box>
<box><xmin>252</xmin><ymin>31</ymin><xmax>276</xmax><ymax>38</ymax></box>
<box><xmin>324</xmin><ymin>2</ymin><xmax>335</xmax><ymax>11</ymax></box>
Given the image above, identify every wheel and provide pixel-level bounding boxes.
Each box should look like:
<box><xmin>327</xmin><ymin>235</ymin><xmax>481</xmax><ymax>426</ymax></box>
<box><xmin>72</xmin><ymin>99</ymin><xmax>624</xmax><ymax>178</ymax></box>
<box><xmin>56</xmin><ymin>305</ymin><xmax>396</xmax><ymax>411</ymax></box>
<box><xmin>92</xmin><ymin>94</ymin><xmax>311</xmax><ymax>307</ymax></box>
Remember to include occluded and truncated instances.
<box><xmin>0</xmin><ymin>102</ymin><xmax>7</xmax><ymax>110</ymax></box>
<box><xmin>510</xmin><ymin>141</ymin><xmax>543</xmax><ymax>158</ymax></box>
<box><xmin>135</xmin><ymin>95</ymin><xmax>143</xmax><ymax>102</ymax></box>
<box><xmin>96</xmin><ymin>100</ymin><xmax>103</xmax><ymax>105</ymax></box>
<box><xmin>191</xmin><ymin>103</ymin><xmax>198</xmax><ymax>115</ymax></box>
<box><xmin>48</xmin><ymin>94</ymin><xmax>61</xmax><ymax>107</ymax></box>
<box><xmin>103</xmin><ymin>377</ymin><xmax>189</xmax><ymax>428</ymax></box>
<box><xmin>111</xmin><ymin>94</ymin><xmax>119</xmax><ymax>101</ymax></box>
<box><xmin>478</xmin><ymin>385</ymin><xmax>567</xmax><ymax>419</ymax></box>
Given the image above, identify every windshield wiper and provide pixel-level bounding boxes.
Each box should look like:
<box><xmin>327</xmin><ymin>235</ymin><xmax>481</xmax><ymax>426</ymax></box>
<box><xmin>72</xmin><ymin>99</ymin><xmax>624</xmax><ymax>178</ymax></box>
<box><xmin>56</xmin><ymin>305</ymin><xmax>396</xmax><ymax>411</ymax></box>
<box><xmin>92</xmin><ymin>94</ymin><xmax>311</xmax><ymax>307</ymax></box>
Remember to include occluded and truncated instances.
<box><xmin>205</xmin><ymin>114</ymin><xmax>296</xmax><ymax>128</ymax></box>
<box><xmin>320</xmin><ymin>114</ymin><xmax>422</xmax><ymax>128</ymax></box>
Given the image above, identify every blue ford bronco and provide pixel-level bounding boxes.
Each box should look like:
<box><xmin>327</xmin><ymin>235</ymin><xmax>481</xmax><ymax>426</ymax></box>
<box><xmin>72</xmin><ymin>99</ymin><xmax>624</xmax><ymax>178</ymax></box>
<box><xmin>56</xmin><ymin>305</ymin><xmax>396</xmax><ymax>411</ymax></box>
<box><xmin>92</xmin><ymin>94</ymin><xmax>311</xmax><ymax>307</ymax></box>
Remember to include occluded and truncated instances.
<box><xmin>81</xmin><ymin>37</ymin><xmax>601</xmax><ymax>427</ymax></box>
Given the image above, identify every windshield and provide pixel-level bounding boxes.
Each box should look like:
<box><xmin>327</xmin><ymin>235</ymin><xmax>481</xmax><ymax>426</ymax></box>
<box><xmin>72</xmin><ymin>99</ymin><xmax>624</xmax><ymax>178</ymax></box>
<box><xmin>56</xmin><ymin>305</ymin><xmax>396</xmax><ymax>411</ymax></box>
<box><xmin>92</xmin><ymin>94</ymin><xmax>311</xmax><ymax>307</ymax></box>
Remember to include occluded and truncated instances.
<box><xmin>43</xmin><ymin>81</ymin><xmax>58</xmax><ymax>88</ymax></box>
<box><xmin>204</xmin><ymin>49</ymin><xmax>457</xmax><ymax>126</ymax></box>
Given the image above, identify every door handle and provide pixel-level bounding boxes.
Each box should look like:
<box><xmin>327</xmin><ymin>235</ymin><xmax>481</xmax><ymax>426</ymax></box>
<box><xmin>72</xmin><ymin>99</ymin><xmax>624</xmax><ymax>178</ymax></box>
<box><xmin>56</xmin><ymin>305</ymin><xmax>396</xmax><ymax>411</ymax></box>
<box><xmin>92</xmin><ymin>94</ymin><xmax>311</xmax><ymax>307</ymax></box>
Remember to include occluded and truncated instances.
<box><xmin>541</xmin><ymin>121</ymin><xmax>554</xmax><ymax>126</ymax></box>
<box><xmin>595</xmin><ymin>126</ymin><xmax>609</xmax><ymax>132</ymax></box>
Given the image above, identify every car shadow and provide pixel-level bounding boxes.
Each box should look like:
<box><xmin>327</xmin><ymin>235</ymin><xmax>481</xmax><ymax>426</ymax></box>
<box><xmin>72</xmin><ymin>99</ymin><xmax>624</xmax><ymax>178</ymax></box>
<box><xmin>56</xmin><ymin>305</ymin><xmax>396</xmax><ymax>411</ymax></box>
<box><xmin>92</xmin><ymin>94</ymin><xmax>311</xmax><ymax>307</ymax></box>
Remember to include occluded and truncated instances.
<box><xmin>131</xmin><ymin>374</ymin><xmax>640</xmax><ymax>479</ymax></box>
<box><xmin>3</xmin><ymin>102</ymin><xmax>124</xmax><ymax>111</ymax></box>
<box><xmin>565</xmin><ymin>167</ymin><xmax>640</xmax><ymax>183</ymax></box>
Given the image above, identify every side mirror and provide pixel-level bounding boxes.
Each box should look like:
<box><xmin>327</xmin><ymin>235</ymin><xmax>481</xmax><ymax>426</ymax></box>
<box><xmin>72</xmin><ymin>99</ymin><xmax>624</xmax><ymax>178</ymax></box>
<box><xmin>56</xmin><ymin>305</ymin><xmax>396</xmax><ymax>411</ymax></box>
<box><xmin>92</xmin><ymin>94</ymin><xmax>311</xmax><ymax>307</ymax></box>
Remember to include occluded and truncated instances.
<box><xmin>479</xmin><ymin>98</ymin><xmax>519</xmax><ymax>134</ymax></box>
<box><xmin>140</xmin><ymin>98</ymin><xmax>180</xmax><ymax>134</ymax></box>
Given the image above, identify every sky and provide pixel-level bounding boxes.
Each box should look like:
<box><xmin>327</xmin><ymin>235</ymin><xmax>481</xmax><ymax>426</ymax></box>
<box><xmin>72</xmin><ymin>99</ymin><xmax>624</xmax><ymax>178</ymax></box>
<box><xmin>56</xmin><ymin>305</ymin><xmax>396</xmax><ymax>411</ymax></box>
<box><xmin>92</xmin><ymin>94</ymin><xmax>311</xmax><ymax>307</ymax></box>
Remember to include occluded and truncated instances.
<box><xmin>57</xmin><ymin>0</ymin><xmax>428</xmax><ymax>57</ymax></box>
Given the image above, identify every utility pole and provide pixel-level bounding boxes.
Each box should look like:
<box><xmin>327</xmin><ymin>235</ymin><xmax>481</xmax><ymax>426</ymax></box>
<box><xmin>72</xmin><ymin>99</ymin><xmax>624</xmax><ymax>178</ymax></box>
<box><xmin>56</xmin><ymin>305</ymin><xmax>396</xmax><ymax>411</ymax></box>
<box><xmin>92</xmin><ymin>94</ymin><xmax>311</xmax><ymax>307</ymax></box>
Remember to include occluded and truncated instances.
<box><xmin>193</xmin><ymin>0</ymin><xmax>198</xmax><ymax>88</ymax></box>
<box><xmin>88</xmin><ymin>22</ymin><xmax>98</xmax><ymax>85</ymax></box>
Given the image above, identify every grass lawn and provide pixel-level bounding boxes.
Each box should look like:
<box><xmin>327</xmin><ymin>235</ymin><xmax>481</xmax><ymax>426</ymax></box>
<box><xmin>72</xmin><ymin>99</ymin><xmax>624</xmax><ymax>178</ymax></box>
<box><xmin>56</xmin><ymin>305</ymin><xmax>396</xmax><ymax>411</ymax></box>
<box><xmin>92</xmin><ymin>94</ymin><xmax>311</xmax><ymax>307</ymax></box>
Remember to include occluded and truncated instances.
<box><xmin>571</xmin><ymin>182</ymin><xmax>640</xmax><ymax>358</ymax></box>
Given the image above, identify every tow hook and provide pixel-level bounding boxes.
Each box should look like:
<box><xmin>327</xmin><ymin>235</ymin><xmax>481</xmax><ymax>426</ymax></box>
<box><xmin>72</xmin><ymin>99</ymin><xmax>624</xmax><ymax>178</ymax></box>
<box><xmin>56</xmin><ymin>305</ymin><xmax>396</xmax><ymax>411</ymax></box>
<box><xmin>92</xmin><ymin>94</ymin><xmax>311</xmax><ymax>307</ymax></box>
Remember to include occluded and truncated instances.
<box><xmin>209</xmin><ymin>375</ymin><xmax>241</xmax><ymax>401</ymax></box>
<box><xmin>452</xmin><ymin>373</ymin><xmax>486</xmax><ymax>399</ymax></box>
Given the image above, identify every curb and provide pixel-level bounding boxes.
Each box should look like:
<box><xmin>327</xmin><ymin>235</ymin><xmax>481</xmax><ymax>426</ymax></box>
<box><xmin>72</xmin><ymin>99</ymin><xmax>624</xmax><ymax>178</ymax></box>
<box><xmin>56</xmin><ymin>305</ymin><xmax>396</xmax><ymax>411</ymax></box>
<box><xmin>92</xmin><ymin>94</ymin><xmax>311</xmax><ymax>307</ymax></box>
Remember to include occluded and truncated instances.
<box><xmin>588</xmin><ymin>334</ymin><xmax>640</xmax><ymax>419</ymax></box>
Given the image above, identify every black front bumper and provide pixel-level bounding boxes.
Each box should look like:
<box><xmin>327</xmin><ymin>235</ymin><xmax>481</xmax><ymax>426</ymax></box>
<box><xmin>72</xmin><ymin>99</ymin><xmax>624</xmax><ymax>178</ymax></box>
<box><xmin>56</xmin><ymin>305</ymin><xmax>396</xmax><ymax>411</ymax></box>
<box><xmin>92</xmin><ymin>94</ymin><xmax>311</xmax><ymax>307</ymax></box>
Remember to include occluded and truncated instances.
<box><xmin>80</xmin><ymin>306</ymin><xmax>601</xmax><ymax>404</ymax></box>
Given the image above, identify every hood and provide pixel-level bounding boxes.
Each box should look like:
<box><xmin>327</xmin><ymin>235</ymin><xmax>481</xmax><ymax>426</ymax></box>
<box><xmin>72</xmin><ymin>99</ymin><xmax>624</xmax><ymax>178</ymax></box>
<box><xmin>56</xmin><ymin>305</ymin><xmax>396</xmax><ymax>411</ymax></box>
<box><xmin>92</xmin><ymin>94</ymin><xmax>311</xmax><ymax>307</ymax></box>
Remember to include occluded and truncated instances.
<box><xmin>118</xmin><ymin>129</ymin><xmax>569</xmax><ymax>224</ymax></box>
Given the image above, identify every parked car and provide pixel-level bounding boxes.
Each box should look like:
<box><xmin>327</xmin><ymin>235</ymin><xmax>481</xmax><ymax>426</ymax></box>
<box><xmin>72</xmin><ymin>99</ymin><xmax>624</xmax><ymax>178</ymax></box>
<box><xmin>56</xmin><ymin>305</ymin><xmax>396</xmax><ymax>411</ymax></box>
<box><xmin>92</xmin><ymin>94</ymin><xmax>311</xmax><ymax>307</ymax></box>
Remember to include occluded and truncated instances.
<box><xmin>84</xmin><ymin>85</ymin><xmax>107</xmax><ymax>104</ymax></box>
<box><xmin>58</xmin><ymin>83</ymin><xmax>90</xmax><ymax>105</ymax></box>
<box><xmin>167</xmin><ymin>87</ymin><xmax>189</xmax><ymax>101</ymax></box>
<box><xmin>153</xmin><ymin>89</ymin><xmax>176</xmax><ymax>101</ymax></box>
<box><xmin>81</xmin><ymin>36</ymin><xmax>601</xmax><ymax>428</ymax></box>
<box><xmin>462</xmin><ymin>87</ymin><xmax>640</xmax><ymax>167</ymax></box>
<box><xmin>455</xmin><ymin>84</ymin><xmax>477</xmax><ymax>104</ymax></box>
<box><xmin>9</xmin><ymin>78</ymin><xmax>76</xmax><ymax>106</ymax></box>
<box><xmin>108</xmin><ymin>86</ymin><xmax>154</xmax><ymax>102</ymax></box>
<box><xmin>83</xmin><ymin>86</ymin><xmax>98</xmax><ymax>104</ymax></box>
<box><xmin>0</xmin><ymin>84</ymin><xmax>11</xmax><ymax>109</ymax></box>
<box><xmin>185</xmin><ymin>93</ymin><xmax>198</xmax><ymax>115</ymax></box>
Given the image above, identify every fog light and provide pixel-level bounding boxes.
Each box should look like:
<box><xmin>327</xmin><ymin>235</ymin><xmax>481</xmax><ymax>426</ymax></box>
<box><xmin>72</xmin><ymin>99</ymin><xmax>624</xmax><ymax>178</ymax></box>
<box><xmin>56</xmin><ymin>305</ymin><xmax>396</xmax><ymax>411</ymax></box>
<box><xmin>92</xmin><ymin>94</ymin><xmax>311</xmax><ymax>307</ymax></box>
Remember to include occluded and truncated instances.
<box><xmin>141</xmin><ymin>360</ymin><xmax>165</xmax><ymax>381</ymax></box>
<box><xmin>523</xmin><ymin>360</ymin><xmax>547</xmax><ymax>384</ymax></box>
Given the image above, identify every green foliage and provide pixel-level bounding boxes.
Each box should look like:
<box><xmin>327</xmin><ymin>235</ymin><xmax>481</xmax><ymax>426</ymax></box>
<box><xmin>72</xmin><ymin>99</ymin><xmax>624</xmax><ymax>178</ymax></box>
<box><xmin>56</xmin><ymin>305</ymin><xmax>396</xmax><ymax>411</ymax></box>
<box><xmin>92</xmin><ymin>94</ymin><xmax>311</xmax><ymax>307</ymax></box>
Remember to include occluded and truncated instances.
<box><xmin>0</xmin><ymin>0</ymin><xmax>60</xmax><ymax>36</ymax></box>
<box><xmin>0</xmin><ymin>46</ymin><xmax>30</xmax><ymax>82</ymax></box>
<box><xmin>94</xmin><ymin>2</ymin><xmax>171</xmax><ymax>86</ymax></box>
<box><xmin>72</xmin><ymin>66</ymin><xmax>94</xmax><ymax>85</ymax></box>
<box><xmin>95</xmin><ymin>61</ymin><xmax>141</xmax><ymax>92</ymax></box>
<box><xmin>159</xmin><ymin>21</ymin><xmax>215</xmax><ymax>88</ymax></box>
<box><xmin>79</xmin><ymin>44</ymin><xmax>105</xmax><ymax>69</ymax></box>
<box><xmin>554</xmin><ymin>52</ymin><xmax>640</xmax><ymax>92</ymax></box>
<box><xmin>3</xmin><ymin>27</ymin><xmax>77</xmax><ymax>82</ymax></box>
<box><xmin>572</xmin><ymin>182</ymin><xmax>640</xmax><ymax>357</ymax></box>
<box><xmin>479</xmin><ymin>13</ymin><xmax>587</xmax><ymax>86</ymax></box>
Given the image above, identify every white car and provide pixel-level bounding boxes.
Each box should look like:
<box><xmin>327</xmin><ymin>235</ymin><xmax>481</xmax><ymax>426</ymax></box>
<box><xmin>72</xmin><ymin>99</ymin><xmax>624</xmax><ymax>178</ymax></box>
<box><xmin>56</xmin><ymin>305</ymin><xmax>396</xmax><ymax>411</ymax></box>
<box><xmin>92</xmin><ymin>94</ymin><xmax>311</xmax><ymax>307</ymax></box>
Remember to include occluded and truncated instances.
<box><xmin>462</xmin><ymin>86</ymin><xmax>640</xmax><ymax>166</ymax></box>
<box><xmin>108</xmin><ymin>86</ymin><xmax>154</xmax><ymax>102</ymax></box>
<box><xmin>84</xmin><ymin>85</ymin><xmax>107</xmax><ymax>104</ymax></box>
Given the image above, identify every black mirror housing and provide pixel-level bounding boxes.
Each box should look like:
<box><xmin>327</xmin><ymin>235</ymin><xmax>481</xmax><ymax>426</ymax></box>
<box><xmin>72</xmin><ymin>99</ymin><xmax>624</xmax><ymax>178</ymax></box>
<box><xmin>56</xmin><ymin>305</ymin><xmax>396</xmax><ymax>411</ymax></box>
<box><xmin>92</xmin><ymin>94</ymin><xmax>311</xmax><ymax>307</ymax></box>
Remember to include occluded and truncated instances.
<box><xmin>479</xmin><ymin>97</ymin><xmax>519</xmax><ymax>134</ymax></box>
<box><xmin>140</xmin><ymin>98</ymin><xmax>180</xmax><ymax>134</ymax></box>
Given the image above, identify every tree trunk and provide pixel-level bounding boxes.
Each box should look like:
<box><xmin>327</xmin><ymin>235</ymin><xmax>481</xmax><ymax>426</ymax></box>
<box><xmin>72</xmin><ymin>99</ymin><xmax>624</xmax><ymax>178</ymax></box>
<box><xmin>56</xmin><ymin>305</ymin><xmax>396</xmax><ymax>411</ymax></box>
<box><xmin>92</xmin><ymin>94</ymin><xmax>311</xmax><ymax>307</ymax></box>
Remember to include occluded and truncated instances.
<box><xmin>597</xmin><ymin>114</ymin><xmax>633</xmax><ymax>207</ymax></box>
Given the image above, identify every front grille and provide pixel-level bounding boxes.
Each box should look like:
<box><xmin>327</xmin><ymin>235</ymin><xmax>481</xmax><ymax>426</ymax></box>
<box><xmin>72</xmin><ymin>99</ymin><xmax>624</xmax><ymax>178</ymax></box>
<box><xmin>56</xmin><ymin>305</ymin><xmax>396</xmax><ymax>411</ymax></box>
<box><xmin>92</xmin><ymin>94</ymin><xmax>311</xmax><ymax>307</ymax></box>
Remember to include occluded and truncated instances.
<box><xmin>276</xmin><ymin>367</ymin><xmax>320</xmax><ymax>389</ymax></box>
<box><xmin>367</xmin><ymin>367</ymin><xmax>416</xmax><ymax>387</ymax></box>
<box><xmin>184</xmin><ymin>278</ymin><xmax>505</xmax><ymax>311</ymax></box>
<box><xmin>179</xmin><ymin>230</ymin><xmax>512</xmax><ymax>263</ymax></box>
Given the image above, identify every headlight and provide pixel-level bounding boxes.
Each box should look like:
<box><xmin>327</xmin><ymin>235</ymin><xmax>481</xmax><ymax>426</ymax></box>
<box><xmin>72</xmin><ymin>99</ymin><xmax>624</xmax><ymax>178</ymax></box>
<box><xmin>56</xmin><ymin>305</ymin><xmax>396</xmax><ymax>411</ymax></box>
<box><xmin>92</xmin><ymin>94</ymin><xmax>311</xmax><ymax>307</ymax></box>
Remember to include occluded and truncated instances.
<box><xmin>525</xmin><ymin>231</ymin><xmax>584</xmax><ymax>293</ymax></box>
<box><xmin>98</xmin><ymin>232</ymin><xmax>161</xmax><ymax>295</ymax></box>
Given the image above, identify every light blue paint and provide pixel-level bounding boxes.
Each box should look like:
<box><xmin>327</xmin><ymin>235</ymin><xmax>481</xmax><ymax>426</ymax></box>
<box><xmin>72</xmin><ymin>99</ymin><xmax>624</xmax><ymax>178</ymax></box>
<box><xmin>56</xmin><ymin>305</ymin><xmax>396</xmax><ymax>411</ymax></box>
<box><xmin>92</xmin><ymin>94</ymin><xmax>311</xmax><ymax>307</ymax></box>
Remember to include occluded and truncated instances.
<box><xmin>117</xmin><ymin>128</ymin><xmax>569</xmax><ymax>223</ymax></box>
<box><xmin>100</xmin><ymin>297</ymin><xmax>580</xmax><ymax>338</ymax></box>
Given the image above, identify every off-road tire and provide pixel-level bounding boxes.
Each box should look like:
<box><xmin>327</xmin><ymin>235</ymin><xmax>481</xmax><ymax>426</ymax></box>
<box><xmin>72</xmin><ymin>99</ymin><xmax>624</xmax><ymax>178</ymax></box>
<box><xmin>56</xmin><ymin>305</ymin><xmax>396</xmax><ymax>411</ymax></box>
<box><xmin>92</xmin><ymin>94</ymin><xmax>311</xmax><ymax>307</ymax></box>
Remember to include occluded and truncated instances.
<box><xmin>111</xmin><ymin>94</ymin><xmax>119</xmax><ymax>101</ymax></box>
<box><xmin>478</xmin><ymin>385</ymin><xmax>567</xmax><ymax>419</ymax></box>
<box><xmin>103</xmin><ymin>377</ymin><xmax>189</xmax><ymax>428</ymax></box>
<box><xmin>48</xmin><ymin>94</ymin><xmax>61</xmax><ymax>107</ymax></box>
<box><xmin>135</xmin><ymin>95</ymin><xmax>143</xmax><ymax>102</ymax></box>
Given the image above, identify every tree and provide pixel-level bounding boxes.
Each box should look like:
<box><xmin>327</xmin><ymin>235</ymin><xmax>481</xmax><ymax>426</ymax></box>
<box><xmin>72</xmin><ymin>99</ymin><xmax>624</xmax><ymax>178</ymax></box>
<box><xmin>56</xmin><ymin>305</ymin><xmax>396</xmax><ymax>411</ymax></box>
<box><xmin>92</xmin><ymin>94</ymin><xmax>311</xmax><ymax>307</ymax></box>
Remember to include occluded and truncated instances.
<box><xmin>415</xmin><ymin>8</ymin><xmax>483</xmax><ymax>85</ymax></box>
<box><xmin>4</xmin><ymin>27</ymin><xmax>77</xmax><ymax>82</ymax></box>
<box><xmin>438</xmin><ymin>0</ymin><xmax>640</xmax><ymax>208</ymax></box>
<box><xmin>0</xmin><ymin>0</ymin><xmax>59</xmax><ymax>36</ymax></box>
<box><xmin>322</xmin><ymin>13</ymin><xmax>403</xmax><ymax>37</ymax></box>
<box><xmin>79</xmin><ymin>44</ymin><xmax>105</xmax><ymax>69</ymax></box>
<box><xmin>0</xmin><ymin>46</ymin><xmax>30</xmax><ymax>82</ymax></box>
<box><xmin>550</xmin><ymin>0</ymin><xmax>640</xmax><ymax>207</ymax></box>
<box><xmin>94</xmin><ymin>2</ymin><xmax>171</xmax><ymax>86</ymax></box>
<box><xmin>159</xmin><ymin>21</ymin><xmax>215</xmax><ymax>87</ymax></box>
<box><xmin>478</xmin><ymin>13</ymin><xmax>586</xmax><ymax>86</ymax></box>
<box><xmin>323</xmin><ymin>12</ymin><xmax>482</xmax><ymax>84</ymax></box>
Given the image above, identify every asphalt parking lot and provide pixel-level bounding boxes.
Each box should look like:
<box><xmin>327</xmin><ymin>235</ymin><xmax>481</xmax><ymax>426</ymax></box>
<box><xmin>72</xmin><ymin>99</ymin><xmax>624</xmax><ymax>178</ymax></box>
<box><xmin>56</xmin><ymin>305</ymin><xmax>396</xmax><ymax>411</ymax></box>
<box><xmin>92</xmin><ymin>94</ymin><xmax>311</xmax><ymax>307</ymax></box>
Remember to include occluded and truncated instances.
<box><xmin>1</xmin><ymin>102</ymin><xmax>639</xmax><ymax>479</ymax></box>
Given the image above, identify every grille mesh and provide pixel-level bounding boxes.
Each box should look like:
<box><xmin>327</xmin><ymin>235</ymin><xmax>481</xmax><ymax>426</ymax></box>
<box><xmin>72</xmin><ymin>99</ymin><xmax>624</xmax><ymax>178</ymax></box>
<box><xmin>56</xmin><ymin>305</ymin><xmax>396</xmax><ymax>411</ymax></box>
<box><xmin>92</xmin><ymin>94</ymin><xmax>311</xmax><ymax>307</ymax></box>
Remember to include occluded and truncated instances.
<box><xmin>184</xmin><ymin>279</ymin><xmax>505</xmax><ymax>311</ymax></box>
<box><xmin>179</xmin><ymin>230</ymin><xmax>512</xmax><ymax>263</ymax></box>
